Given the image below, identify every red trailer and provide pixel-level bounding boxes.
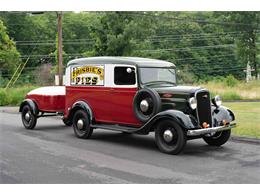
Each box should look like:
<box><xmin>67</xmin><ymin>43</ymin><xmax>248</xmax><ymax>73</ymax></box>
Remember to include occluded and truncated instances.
<box><xmin>25</xmin><ymin>86</ymin><xmax>65</xmax><ymax>112</ymax></box>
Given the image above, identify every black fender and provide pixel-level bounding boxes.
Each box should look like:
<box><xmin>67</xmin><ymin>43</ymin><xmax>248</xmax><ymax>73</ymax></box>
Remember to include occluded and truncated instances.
<box><xmin>68</xmin><ymin>100</ymin><xmax>94</xmax><ymax>122</ymax></box>
<box><xmin>19</xmin><ymin>99</ymin><xmax>39</xmax><ymax>115</ymax></box>
<box><xmin>211</xmin><ymin>105</ymin><xmax>235</xmax><ymax>126</ymax></box>
<box><xmin>226</xmin><ymin>108</ymin><xmax>235</xmax><ymax>121</ymax></box>
<box><xmin>142</xmin><ymin>110</ymin><xmax>199</xmax><ymax>133</ymax></box>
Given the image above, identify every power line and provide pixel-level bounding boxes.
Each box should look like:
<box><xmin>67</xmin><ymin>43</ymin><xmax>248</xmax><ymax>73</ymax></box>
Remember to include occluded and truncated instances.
<box><xmin>174</xmin><ymin>54</ymin><xmax>236</xmax><ymax>61</ymax></box>
<box><xmin>16</xmin><ymin>41</ymin><xmax>95</xmax><ymax>46</ymax></box>
<box><xmin>15</xmin><ymin>38</ymin><xmax>95</xmax><ymax>43</ymax></box>
<box><xmin>17</xmin><ymin>53</ymin><xmax>235</xmax><ymax>60</ymax></box>
<box><xmin>14</xmin><ymin>30</ymin><xmax>259</xmax><ymax>44</ymax></box>
<box><xmin>138</xmin><ymin>44</ymin><xmax>235</xmax><ymax>52</ymax></box>
<box><xmin>19</xmin><ymin>53</ymin><xmax>83</xmax><ymax>59</ymax></box>
<box><xmin>149</xmin><ymin>31</ymin><xmax>260</xmax><ymax>39</ymax></box>
<box><xmin>127</xmin><ymin>12</ymin><xmax>260</xmax><ymax>28</ymax></box>
<box><xmin>15</xmin><ymin>53</ymin><xmax>236</xmax><ymax>61</ymax></box>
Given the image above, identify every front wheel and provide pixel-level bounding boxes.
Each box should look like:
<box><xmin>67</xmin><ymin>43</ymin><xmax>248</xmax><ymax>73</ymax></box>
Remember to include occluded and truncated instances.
<box><xmin>72</xmin><ymin>110</ymin><xmax>93</xmax><ymax>139</ymax></box>
<box><xmin>21</xmin><ymin>105</ymin><xmax>37</xmax><ymax>129</ymax></box>
<box><xmin>203</xmin><ymin>130</ymin><xmax>231</xmax><ymax>146</ymax></box>
<box><xmin>155</xmin><ymin>120</ymin><xmax>186</xmax><ymax>155</ymax></box>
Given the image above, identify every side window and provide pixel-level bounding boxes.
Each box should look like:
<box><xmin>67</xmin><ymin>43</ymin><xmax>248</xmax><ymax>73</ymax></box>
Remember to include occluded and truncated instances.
<box><xmin>114</xmin><ymin>66</ymin><xmax>136</xmax><ymax>85</ymax></box>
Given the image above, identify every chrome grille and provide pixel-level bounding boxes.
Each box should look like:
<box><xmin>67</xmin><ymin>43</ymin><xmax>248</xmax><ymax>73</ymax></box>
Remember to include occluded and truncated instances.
<box><xmin>196</xmin><ymin>90</ymin><xmax>212</xmax><ymax>127</ymax></box>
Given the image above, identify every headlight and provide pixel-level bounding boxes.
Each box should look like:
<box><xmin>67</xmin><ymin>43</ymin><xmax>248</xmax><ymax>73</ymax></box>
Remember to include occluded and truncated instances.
<box><xmin>213</xmin><ymin>95</ymin><xmax>222</xmax><ymax>107</ymax></box>
<box><xmin>188</xmin><ymin>97</ymin><xmax>197</xmax><ymax>110</ymax></box>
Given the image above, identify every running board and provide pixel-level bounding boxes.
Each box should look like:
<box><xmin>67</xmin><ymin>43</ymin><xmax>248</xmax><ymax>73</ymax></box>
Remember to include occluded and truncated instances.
<box><xmin>91</xmin><ymin>124</ymin><xmax>140</xmax><ymax>133</ymax></box>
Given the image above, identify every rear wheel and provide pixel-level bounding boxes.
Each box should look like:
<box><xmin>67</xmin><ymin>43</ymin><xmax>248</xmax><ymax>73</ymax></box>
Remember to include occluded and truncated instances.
<box><xmin>72</xmin><ymin>109</ymin><xmax>93</xmax><ymax>139</ymax></box>
<box><xmin>203</xmin><ymin>130</ymin><xmax>231</xmax><ymax>146</ymax></box>
<box><xmin>62</xmin><ymin>118</ymin><xmax>72</xmax><ymax>126</ymax></box>
<box><xmin>155</xmin><ymin>120</ymin><xmax>186</xmax><ymax>154</ymax></box>
<box><xmin>21</xmin><ymin>105</ymin><xmax>37</xmax><ymax>129</ymax></box>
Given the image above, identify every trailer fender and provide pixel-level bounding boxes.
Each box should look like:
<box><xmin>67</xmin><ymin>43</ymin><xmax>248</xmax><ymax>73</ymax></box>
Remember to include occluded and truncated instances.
<box><xmin>19</xmin><ymin>99</ymin><xmax>39</xmax><ymax>115</ymax></box>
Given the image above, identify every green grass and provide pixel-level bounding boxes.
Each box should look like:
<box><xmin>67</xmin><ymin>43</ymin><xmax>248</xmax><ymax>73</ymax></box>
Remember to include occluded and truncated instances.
<box><xmin>0</xmin><ymin>86</ymin><xmax>38</xmax><ymax>106</ymax></box>
<box><xmin>199</xmin><ymin>80</ymin><xmax>260</xmax><ymax>101</ymax></box>
<box><xmin>224</xmin><ymin>102</ymin><xmax>260</xmax><ymax>138</ymax></box>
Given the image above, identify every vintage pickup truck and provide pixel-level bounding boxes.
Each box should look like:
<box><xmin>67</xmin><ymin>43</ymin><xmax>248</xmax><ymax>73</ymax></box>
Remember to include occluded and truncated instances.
<box><xmin>20</xmin><ymin>57</ymin><xmax>236</xmax><ymax>154</ymax></box>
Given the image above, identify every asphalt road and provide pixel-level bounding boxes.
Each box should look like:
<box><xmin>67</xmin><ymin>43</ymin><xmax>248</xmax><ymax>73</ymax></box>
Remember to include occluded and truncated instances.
<box><xmin>0</xmin><ymin>112</ymin><xmax>259</xmax><ymax>184</ymax></box>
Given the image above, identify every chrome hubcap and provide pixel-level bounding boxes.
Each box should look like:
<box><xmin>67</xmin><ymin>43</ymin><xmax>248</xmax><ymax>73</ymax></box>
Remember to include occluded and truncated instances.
<box><xmin>163</xmin><ymin>130</ymin><xmax>173</xmax><ymax>142</ymax></box>
<box><xmin>25</xmin><ymin>112</ymin><xmax>31</xmax><ymax>121</ymax></box>
<box><xmin>140</xmin><ymin>99</ymin><xmax>149</xmax><ymax>112</ymax></box>
<box><xmin>77</xmin><ymin>119</ymin><xmax>84</xmax><ymax>130</ymax></box>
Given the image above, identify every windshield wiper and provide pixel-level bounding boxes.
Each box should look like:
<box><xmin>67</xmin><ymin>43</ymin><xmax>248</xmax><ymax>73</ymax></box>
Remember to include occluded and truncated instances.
<box><xmin>144</xmin><ymin>81</ymin><xmax>176</xmax><ymax>86</ymax></box>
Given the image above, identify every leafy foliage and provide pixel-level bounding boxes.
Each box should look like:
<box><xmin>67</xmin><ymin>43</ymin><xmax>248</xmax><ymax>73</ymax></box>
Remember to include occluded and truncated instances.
<box><xmin>224</xmin><ymin>74</ymin><xmax>238</xmax><ymax>87</ymax></box>
<box><xmin>0</xmin><ymin>19</ymin><xmax>20</xmax><ymax>78</ymax></box>
<box><xmin>0</xmin><ymin>11</ymin><xmax>259</xmax><ymax>85</ymax></box>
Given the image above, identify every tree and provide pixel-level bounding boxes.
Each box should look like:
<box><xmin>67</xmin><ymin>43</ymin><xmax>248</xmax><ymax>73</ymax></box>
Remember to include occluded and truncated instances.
<box><xmin>0</xmin><ymin>11</ymin><xmax>258</xmax><ymax>83</ymax></box>
<box><xmin>0</xmin><ymin>19</ymin><xmax>20</xmax><ymax>78</ymax></box>
<box><xmin>87</xmin><ymin>12</ymin><xmax>132</xmax><ymax>56</ymax></box>
<box><xmin>227</xmin><ymin>12</ymin><xmax>259</xmax><ymax>77</ymax></box>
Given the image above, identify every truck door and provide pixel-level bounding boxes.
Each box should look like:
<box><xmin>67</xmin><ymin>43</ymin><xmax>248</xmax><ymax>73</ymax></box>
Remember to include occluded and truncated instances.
<box><xmin>109</xmin><ymin>65</ymin><xmax>142</xmax><ymax>126</ymax></box>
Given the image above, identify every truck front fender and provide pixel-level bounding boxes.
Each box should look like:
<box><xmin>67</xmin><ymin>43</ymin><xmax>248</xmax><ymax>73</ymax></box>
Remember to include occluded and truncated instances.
<box><xmin>143</xmin><ymin>110</ymin><xmax>199</xmax><ymax>132</ymax></box>
<box><xmin>211</xmin><ymin>105</ymin><xmax>235</xmax><ymax>126</ymax></box>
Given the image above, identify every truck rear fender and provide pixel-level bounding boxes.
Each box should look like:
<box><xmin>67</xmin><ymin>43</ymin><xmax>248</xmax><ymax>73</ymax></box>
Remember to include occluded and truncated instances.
<box><xmin>19</xmin><ymin>99</ymin><xmax>39</xmax><ymax>115</ymax></box>
<box><xmin>68</xmin><ymin>100</ymin><xmax>94</xmax><ymax>122</ymax></box>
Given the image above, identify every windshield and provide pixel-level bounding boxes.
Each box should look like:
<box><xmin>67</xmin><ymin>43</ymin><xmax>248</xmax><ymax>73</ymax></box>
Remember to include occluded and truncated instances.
<box><xmin>139</xmin><ymin>67</ymin><xmax>176</xmax><ymax>86</ymax></box>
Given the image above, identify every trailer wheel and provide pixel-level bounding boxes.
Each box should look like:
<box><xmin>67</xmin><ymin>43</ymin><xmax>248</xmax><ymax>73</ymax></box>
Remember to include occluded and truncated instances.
<box><xmin>155</xmin><ymin>119</ymin><xmax>186</xmax><ymax>155</ymax></box>
<box><xmin>72</xmin><ymin>109</ymin><xmax>93</xmax><ymax>139</ymax></box>
<box><xmin>21</xmin><ymin>105</ymin><xmax>37</xmax><ymax>129</ymax></box>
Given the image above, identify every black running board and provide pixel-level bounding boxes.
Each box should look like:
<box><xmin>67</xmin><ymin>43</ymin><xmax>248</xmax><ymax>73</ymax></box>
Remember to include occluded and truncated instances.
<box><xmin>91</xmin><ymin>124</ymin><xmax>141</xmax><ymax>133</ymax></box>
<box><xmin>90</xmin><ymin>110</ymin><xmax>187</xmax><ymax>134</ymax></box>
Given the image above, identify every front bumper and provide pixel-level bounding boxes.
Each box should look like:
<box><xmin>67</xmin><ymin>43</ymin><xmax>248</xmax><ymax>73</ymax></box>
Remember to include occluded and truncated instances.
<box><xmin>187</xmin><ymin>122</ymin><xmax>236</xmax><ymax>136</ymax></box>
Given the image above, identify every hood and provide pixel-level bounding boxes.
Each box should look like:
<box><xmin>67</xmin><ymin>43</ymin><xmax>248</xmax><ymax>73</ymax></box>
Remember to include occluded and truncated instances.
<box><xmin>152</xmin><ymin>85</ymin><xmax>204</xmax><ymax>96</ymax></box>
<box><xmin>151</xmin><ymin>85</ymin><xmax>205</xmax><ymax>113</ymax></box>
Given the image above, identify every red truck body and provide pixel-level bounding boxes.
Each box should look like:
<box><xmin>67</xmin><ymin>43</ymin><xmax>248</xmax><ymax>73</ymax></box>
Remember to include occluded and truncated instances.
<box><xmin>26</xmin><ymin>85</ymin><xmax>141</xmax><ymax>126</ymax></box>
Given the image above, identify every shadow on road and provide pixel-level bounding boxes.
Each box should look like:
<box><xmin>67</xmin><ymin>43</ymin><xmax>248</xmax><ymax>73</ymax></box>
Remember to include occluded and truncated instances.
<box><xmin>16</xmin><ymin>123</ymin><xmax>237</xmax><ymax>156</ymax></box>
<box><xmin>90</xmin><ymin>131</ymin><xmax>158</xmax><ymax>151</ymax></box>
<box><xmin>33</xmin><ymin>125</ymin><xmax>70</xmax><ymax>131</ymax></box>
<box><xmin>80</xmin><ymin>129</ymin><xmax>231</xmax><ymax>156</ymax></box>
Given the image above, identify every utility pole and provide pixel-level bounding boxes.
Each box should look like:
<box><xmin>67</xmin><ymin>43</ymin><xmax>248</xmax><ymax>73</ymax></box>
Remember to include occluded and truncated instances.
<box><xmin>57</xmin><ymin>12</ymin><xmax>63</xmax><ymax>86</ymax></box>
<box><xmin>246</xmin><ymin>61</ymin><xmax>252</xmax><ymax>83</ymax></box>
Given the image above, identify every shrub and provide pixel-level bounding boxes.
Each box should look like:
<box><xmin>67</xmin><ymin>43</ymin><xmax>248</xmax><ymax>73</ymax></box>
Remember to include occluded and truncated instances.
<box><xmin>0</xmin><ymin>75</ymin><xmax>9</xmax><ymax>88</ymax></box>
<box><xmin>221</xmin><ymin>91</ymin><xmax>242</xmax><ymax>101</ymax></box>
<box><xmin>0</xmin><ymin>86</ymin><xmax>38</xmax><ymax>106</ymax></box>
<box><xmin>177</xmin><ymin>66</ymin><xmax>197</xmax><ymax>84</ymax></box>
<box><xmin>224</xmin><ymin>75</ymin><xmax>238</xmax><ymax>87</ymax></box>
<box><xmin>0</xmin><ymin>89</ymin><xmax>8</xmax><ymax>106</ymax></box>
